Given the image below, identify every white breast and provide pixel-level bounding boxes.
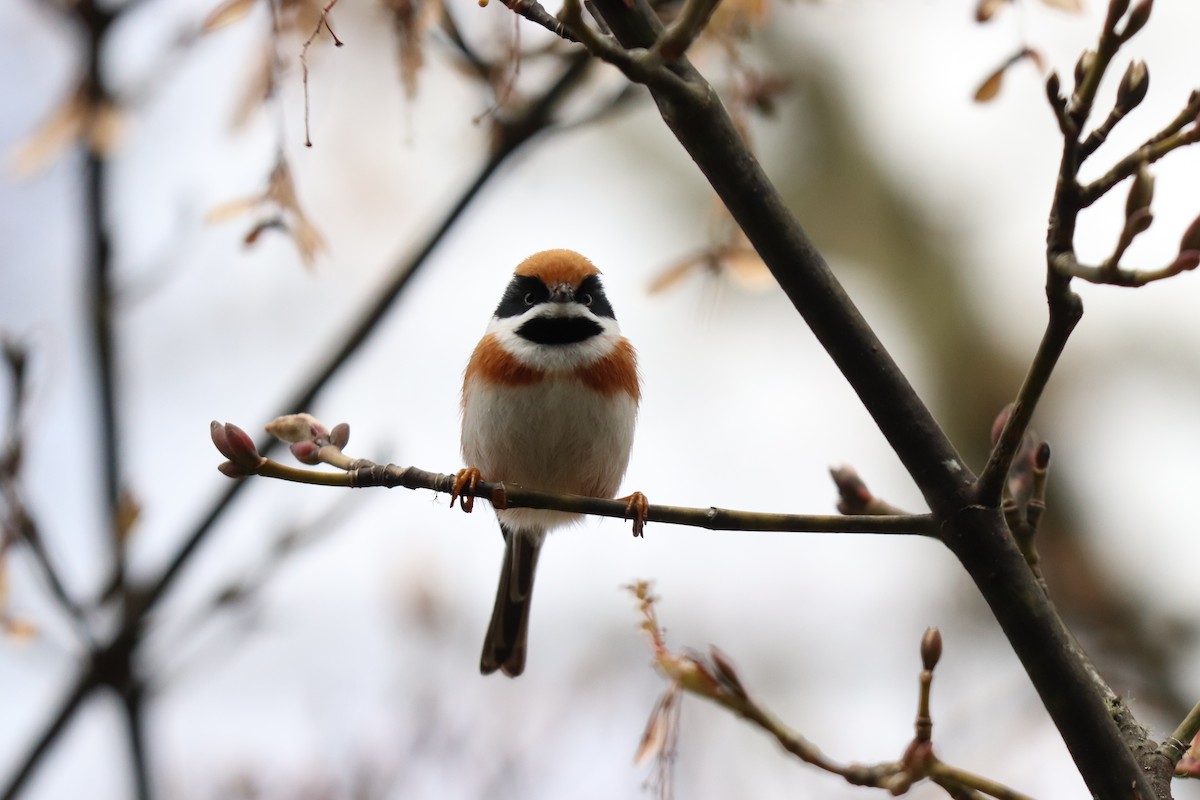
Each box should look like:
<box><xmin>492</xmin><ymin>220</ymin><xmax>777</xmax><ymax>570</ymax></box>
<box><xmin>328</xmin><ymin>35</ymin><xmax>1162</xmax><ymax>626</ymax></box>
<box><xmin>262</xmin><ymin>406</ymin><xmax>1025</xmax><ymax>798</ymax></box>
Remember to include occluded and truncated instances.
<box><xmin>462</xmin><ymin>375</ymin><xmax>637</xmax><ymax>535</ymax></box>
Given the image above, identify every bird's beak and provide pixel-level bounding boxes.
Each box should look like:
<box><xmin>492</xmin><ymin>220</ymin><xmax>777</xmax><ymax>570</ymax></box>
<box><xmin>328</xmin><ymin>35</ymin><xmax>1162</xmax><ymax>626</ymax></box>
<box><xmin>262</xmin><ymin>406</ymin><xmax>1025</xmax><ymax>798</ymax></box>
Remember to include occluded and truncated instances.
<box><xmin>548</xmin><ymin>284</ymin><xmax>574</xmax><ymax>303</ymax></box>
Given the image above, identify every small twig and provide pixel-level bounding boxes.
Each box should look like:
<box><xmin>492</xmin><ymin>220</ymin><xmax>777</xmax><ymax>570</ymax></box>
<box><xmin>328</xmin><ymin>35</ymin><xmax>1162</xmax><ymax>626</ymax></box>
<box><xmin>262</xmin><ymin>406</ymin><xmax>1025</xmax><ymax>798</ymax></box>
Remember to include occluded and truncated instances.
<box><xmin>501</xmin><ymin>0</ymin><xmax>579</xmax><ymax>43</ymax></box>
<box><xmin>0</xmin><ymin>669</ymin><xmax>95</xmax><ymax>800</ymax></box>
<box><xmin>553</xmin><ymin>0</ymin><xmax>696</xmax><ymax>97</ymax></box>
<box><xmin>299</xmin><ymin>0</ymin><xmax>343</xmax><ymax>148</ymax></box>
<box><xmin>653</xmin><ymin>0</ymin><xmax>721</xmax><ymax>61</ymax></box>
<box><xmin>1</xmin><ymin>341</ymin><xmax>92</xmax><ymax>640</ymax></box>
<box><xmin>1052</xmin><ymin>251</ymin><xmax>1198</xmax><ymax>287</ymax></box>
<box><xmin>1080</xmin><ymin>112</ymin><xmax>1200</xmax><ymax>207</ymax></box>
<box><xmin>930</xmin><ymin>763</ymin><xmax>1036</xmax><ymax>800</ymax></box>
<box><xmin>1162</xmin><ymin>700</ymin><xmax>1200</xmax><ymax>767</ymax></box>
<box><xmin>1067</xmin><ymin>0</ymin><xmax>1127</xmax><ymax>131</ymax></box>
<box><xmin>633</xmin><ymin>594</ymin><xmax>1033</xmax><ymax>799</ymax></box>
<box><xmin>975</xmin><ymin>302</ymin><xmax>1080</xmax><ymax>506</ymax></box>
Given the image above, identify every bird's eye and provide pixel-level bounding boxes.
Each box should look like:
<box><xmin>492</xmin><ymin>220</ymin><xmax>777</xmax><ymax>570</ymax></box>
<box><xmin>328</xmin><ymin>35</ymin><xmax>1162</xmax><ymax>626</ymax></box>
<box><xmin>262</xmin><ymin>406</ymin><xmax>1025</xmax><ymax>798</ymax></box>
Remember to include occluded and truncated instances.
<box><xmin>581</xmin><ymin>293</ymin><xmax>593</xmax><ymax>306</ymax></box>
<box><xmin>523</xmin><ymin>293</ymin><xmax>535</xmax><ymax>306</ymax></box>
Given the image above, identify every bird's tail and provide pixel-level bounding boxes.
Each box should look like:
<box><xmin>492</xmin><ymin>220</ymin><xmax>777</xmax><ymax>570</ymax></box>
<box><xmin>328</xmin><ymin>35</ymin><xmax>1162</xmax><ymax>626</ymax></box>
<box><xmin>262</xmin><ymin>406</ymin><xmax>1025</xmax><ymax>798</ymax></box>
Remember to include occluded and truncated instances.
<box><xmin>480</xmin><ymin>524</ymin><xmax>542</xmax><ymax>677</ymax></box>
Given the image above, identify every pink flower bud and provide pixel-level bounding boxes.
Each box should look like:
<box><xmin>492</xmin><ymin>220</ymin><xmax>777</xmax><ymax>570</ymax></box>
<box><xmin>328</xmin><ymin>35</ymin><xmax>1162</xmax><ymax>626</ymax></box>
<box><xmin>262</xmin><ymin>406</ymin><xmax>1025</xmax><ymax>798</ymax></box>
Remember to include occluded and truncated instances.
<box><xmin>290</xmin><ymin>441</ymin><xmax>321</xmax><ymax>465</ymax></box>
<box><xmin>210</xmin><ymin>420</ymin><xmax>262</xmax><ymax>470</ymax></box>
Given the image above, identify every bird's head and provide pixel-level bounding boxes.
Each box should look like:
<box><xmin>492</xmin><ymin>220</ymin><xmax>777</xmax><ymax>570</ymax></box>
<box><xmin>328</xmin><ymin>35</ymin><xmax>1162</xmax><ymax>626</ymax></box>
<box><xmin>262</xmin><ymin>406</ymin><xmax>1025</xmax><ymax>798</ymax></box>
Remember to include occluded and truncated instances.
<box><xmin>487</xmin><ymin>249</ymin><xmax>623</xmax><ymax>372</ymax></box>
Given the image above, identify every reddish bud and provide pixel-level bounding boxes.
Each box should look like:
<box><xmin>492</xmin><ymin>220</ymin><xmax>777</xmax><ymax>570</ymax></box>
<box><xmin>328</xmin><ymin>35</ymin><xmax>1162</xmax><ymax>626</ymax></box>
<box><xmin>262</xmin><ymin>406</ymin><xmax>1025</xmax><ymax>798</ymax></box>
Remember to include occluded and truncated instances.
<box><xmin>290</xmin><ymin>441</ymin><xmax>321</xmax><ymax>465</ymax></box>
<box><xmin>1179</xmin><ymin>213</ymin><xmax>1200</xmax><ymax>255</ymax></box>
<box><xmin>1035</xmin><ymin>441</ymin><xmax>1052</xmax><ymax>471</ymax></box>
<box><xmin>920</xmin><ymin>627</ymin><xmax>943</xmax><ymax>671</ymax></box>
<box><xmin>217</xmin><ymin>461</ymin><xmax>248</xmax><ymax>478</ymax></box>
<box><xmin>330</xmin><ymin>422</ymin><xmax>350</xmax><ymax>449</ymax></box>
<box><xmin>211</xmin><ymin>420</ymin><xmax>262</xmax><ymax>470</ymax></box>
<box><xmin>1171</xmin><ymin>251</ymin><xmax>1200</xmax><ymax>273</ymax></box>
<box><xmin>709</xmin><ymin>646</ymin><xmax>748</xmax><ymax>700</ymax></box>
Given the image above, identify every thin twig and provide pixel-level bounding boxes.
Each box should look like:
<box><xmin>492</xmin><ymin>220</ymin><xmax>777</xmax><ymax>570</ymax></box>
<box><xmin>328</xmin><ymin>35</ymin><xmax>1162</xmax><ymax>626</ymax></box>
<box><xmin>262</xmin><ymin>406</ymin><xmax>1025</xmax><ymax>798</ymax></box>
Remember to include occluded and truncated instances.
<box><xmin>500</xmin><ymin>0</ymin><xmax>579</xmax><ymax>43</ymax></box>
<box><xmin>1162</xmin><ymin>700</ymin><xmax>1200</xmax><ymax>767</ymax></box>
<box><xmin>0</xmin><ymin>669</ymin><xmax>95</xmax><ymax>800</ymax></box>
<box><xmin>1080</xmin><ymin>111</ymin><xmax>1200</xmax><ymax>207</ymax></box>
<box><xmin>236</xmin><ymin>453</ymin><xmax>938</xmax><ymax>536</ymax></box>
<box><xmin>1052</xmin><ymin>251</ymin><xmax>1198</xmax><ymax>287</ymax></box>
<box><xmin>79</xmin><ymin>0</ymin><xmax>125</xmax><ymax>603</ymax></box>
<box><xmin>299</xmin><ymin>0</ymin><xmax>343</xmax><ymax>148</ymax></box>
<box><xmin>975</xmin><ymin>301</ymin><xmax>1080</xmax><ymax>505</ymax></box>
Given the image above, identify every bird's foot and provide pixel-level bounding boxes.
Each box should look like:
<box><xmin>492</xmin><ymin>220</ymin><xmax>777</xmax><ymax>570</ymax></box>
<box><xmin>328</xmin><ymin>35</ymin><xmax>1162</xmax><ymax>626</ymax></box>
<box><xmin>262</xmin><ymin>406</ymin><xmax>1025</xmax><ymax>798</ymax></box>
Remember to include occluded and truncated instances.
<box><xmin>451</xmin><ymin>467</ymin><xmax>483</xmax><ymax>513</ymax></box>
<box><xmin>618</xmin><ymin>491</ymin><xmax>649</xmax><ymax>538</ymax></box>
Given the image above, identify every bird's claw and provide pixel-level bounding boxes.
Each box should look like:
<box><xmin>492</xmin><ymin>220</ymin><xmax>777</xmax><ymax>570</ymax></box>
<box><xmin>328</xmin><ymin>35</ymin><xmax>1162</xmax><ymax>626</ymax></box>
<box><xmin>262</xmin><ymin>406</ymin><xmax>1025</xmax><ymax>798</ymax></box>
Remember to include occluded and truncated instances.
<box><xmin>619</xmin><ymin>491</ymin><xmax>649</xmax><ymax>538</ymax></box>
<box><xmin>451</xmin><ymin>467</ymin><xmax>482</xmax><ymax>513</ymax></box>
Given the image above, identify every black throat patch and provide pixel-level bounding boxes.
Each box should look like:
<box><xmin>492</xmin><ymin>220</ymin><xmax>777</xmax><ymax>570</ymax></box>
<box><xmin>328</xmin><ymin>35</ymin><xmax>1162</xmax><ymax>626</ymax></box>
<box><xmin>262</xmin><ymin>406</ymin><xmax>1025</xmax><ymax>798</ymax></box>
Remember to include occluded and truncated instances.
<box><xmin>516</xmin><ymin>316</ymin><xmax>604</xmax><ymax>346</ymax></box>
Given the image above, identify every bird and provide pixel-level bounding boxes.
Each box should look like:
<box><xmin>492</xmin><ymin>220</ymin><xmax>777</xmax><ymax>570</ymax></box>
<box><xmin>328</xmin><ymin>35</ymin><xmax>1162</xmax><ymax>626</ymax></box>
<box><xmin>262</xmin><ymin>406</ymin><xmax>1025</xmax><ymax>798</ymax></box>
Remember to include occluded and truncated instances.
<box><xmin>453</xmin><ymin>249</ymin><xmax>646</xmax><ymax>677</ymax></box>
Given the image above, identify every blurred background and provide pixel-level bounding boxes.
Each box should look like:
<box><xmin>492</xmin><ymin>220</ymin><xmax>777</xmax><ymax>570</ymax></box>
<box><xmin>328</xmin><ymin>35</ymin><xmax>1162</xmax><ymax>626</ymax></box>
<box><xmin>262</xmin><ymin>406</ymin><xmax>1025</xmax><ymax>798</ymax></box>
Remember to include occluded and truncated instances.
<box><xmin>1</xmin><ymin>0</ymin><xmax>1199</xmax><ymax>797</ymax></box>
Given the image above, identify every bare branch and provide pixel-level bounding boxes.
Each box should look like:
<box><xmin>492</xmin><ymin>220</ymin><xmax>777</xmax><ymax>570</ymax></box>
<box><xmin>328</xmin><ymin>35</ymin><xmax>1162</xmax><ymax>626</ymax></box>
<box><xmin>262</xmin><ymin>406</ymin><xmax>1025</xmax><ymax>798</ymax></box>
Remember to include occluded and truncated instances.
<box><xmin>1162</xmin><ymin>700</ymin><xmax>1200</xmax><ymax>768</ymax></box>
<box><xmin>1080</xmin><ymin>94</ymin><xmax>1200</xmax><ymax>206</ymax></box>
<box><xmin>1052</xmin><ymin>251</ymin><xmax>1198</xmax><ymax>287</ymax></box>
<box><xmin>214</xmin><ymin>419</ymin><xmax>938</xmax><ymax>537</ymax></box>
<box><xmin>631</xmin><ymin>591</ymin><xmax>1034</xmax><ymax>800</ymax></box>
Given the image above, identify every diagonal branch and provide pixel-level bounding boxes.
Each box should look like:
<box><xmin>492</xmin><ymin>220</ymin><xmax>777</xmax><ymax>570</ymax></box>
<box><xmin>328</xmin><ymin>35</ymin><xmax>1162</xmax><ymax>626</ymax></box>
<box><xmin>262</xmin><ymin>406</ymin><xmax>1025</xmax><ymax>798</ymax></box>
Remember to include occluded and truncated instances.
<box><xmin>530</xmin><ymin>0</ymin><xmax>1158</xmax><ymax>796</ymax></box>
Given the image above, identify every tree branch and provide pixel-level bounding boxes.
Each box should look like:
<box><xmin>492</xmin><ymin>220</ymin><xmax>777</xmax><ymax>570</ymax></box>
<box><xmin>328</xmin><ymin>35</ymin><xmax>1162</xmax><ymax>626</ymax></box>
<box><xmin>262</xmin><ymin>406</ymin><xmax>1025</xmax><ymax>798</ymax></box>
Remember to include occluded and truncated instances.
<box><xmin>215</xmin><ymin>439</ymin><xmax>938</xmax><ymax>537</ymax></box>
<box><xmin>0</xmin><ymin>669</ymin><xmax>94</xmax><ymax>800</ymax></box>
<box><xmin>537</xmin><ymin>0</ymin><xmax>1158</xmax><ymax>795</ymax></box>
<box><xmin>975</xmin><ymin>302</ymin><xmax>1080</xmax><ymax>505</ymax></box>
<box><xmin>78</xmin><ymin>0</ymin><xmax>125</xmax><ymax>598</ymax></box>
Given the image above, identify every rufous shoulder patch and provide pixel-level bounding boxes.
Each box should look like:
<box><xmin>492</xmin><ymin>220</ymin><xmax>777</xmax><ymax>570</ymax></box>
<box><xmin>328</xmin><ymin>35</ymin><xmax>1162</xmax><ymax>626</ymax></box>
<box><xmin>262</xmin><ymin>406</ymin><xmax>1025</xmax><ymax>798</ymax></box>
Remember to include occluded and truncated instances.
<box><xmin>513</xmin><ymin>249</ymin><xmax>600</xmax><ymax>287</ymax></box>
<box><xmin>465</xmin><ymin>334</ymin><xmax>543</xmax><ymax>390</ymax></box>
<box><xmin>575</xmin><ymin>338</ymin><xmax>640</xmax><ymax>401</ymax></box>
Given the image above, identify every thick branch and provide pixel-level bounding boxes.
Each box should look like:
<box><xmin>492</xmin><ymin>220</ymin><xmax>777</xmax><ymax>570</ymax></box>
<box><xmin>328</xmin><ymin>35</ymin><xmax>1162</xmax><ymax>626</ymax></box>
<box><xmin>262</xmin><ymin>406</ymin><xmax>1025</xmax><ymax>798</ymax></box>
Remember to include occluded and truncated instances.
<box><xmin>587</xmin><ymin>0</ymin><xmax>970</xmax><ymax>512</ymax></box>
<box><xmin>562</xmin><ymin>1</ymin><xmax>1156</xmax><ymax>796</ymax></box>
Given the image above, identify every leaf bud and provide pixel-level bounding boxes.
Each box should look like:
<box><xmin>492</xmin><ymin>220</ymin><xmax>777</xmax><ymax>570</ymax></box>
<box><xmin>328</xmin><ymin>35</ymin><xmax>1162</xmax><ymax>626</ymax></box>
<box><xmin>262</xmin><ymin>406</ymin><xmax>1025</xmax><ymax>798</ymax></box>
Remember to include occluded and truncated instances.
<box><xmin>290</xmin><ymin>440</ymin><xmax>321</xmax><ymax>465</ymax></box>
<box><xmin>210</xmin><ymin>420</ymin><xmax>262</xmax><ymax>470</ymax></box>
<box><xmin>920</xmin><ymin>627</ymin><xmax>943</xmax><ymax>671</ymax></box>
<box><xmin>1074</xmin><ymin>50</ymin><xmax>1095</xmax><ymax>90</ymax></box>
<box><xmin>1120</xmin><ymin>0</ymin><xmax>1153</xmax><ymax>41</ymax></box>
<box><xmin>1116</xmin><ymin>60</ymin><xmax>1149</xmax><ymax>113</ymax></box>
<box><xmin>330</xmin><ymin>422</ymin><xmax>350</xmax><ymax>449</ymax></box>
<box><xmin>1124</xmin><ymin>163</ymin><xmax>1155</xmax><ymax>220</ymax></box>
<box><xmin>1180</xmin><ymin>212</ymin><xmax>1200</xmax><ymax>256</ymax></box>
